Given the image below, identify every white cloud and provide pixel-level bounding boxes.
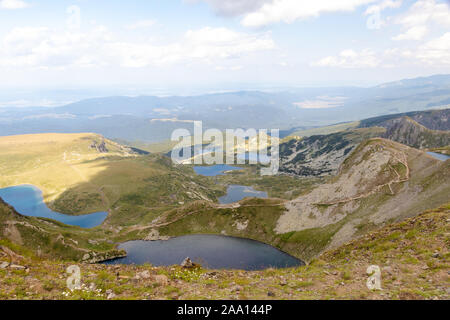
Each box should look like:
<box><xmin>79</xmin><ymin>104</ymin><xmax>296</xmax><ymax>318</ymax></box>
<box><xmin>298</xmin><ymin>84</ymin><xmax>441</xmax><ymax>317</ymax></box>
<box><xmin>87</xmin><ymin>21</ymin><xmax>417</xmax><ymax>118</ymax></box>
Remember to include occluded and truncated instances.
<box><xmin>240</xmin><ymin>0</ymin><xmax>377</xmax><ymax>27</ymax></box>
<box><xmin>392</xmin><ymin>25</ymin><xmax>428</xmax><ymax>41</ymax></box>
<box><xmin>110</xmin><ymin>27</ymin><xmax>274</xmax><ymax>67</ymax></box>
<box><xmin>395</xmin><ymin>0</ymin><xmax>450</xmax><ymax>28</ymax></box>
<box><xmin>0</xmin><ymin>26</ymin><xmax>275</xmax><ymax>69</ymax></box>
<box><xmin>0</xmin><ymin>0</ymin><xmax>29</xmax><ymax>9</ymax></box>
<box><xmin>378</xmin><ymin>32</ymin><xmax>450</xmax><ymax>67</ymax></box>
<box><xmin>313</xmin><ymin>31</ymin><xmax>450</xmax><ymax>69</ymax></box>
<box><xmin>415</xmin><ymin>32</ymin><xmax>450</xmax><ymax>65</ymax></box>
<box><xmin>0</xmin><ymin>26</ymin><xmax>113</xmax><ymax>68</ymax></box>
<box><xmin>187</xmin><ymin>0</ymin><xmax>270</xmax><ymax>17</ymax></box>
<box><xmin>312</xmin><ymin>49</ymin><xmax>380</xmax><ymax>68</ymax></box>
<box><xmin>126</xmin><ymin>20</ymin><xmax>157</xmax><ymax>30</ymax></box>
<box><xmin>364</xmin><ymin>0</ymin><xmax>402</xmax><ymax>15</ymax></box>
<box><xmin>293</xmin><ymin>96</ymin><xmax>346</xmax><ymax>109</ymax></box>
<box><xmin>215</xmin><ymin>65</ymin><xmax>244</xmax><ymax>71</ymax></box>
<box><xmin>392</xmin><ymin>0</ymin><xmax>450</xmax><ymax>41</ymax></box>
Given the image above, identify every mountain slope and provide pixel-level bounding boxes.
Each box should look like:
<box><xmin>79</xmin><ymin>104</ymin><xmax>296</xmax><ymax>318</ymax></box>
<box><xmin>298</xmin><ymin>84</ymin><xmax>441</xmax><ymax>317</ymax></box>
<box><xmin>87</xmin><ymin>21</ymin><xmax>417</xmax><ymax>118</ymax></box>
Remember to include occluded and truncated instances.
<box><xmin>279</xmin><ymin>127</ymin><xmax>384</xmax><ymax>176</ymax></box>
<box><xmin>0</xmin><ymin>133</ymin><xmax>223</xmax><ymax>226</ymax></box>
<box><xmin>0</xmin><ymin>197</ymin><xmax>124</xmax><ymax>262</ymax></box>
<box><xmin>359</xmin><ymin>108</ymin><xmax>450</xmax><ymax>131</ymax></box>
<box><xmin>277</xmin><ymin>138</ymin><xmax>449</xmax><ymax>258</ymax></box>
<box><xmin>280</xmin><ymin>109</ymin><xmax>449</xmax><ymax>177</ymax></box>
<box><xmin>153</xmin><ymin>139</ymin><xmax>450</xmax><ymax>262</ymax></box>
<box><xmin>382</xmin><ymin>116</ymin><xmax>450</xmax><ymax>149</ymax></box>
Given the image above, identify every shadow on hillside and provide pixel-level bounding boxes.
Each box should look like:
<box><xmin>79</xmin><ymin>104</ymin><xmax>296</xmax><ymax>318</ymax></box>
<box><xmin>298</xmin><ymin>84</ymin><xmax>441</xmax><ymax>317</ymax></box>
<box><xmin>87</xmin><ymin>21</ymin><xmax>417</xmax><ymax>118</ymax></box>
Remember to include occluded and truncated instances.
<box><xmin>51</xmin><ymin>153</ymin><xmax>223</xmax><ymax>226</ymax></box>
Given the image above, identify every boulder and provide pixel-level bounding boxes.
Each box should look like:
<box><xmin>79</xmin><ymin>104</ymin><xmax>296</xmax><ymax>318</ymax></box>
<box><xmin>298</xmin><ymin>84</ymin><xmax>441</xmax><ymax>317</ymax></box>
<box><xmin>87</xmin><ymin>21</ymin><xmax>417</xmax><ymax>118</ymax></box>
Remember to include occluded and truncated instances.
<box><xmin>180</xmin><ymin>257</ymin><xmax>194</xmax><ymax>268</ymax></box>
<box><xmin>106</xmin><ymin>289</ymin><xmax>116</xmax><ymax>300</ymax></box>
<box><xmin>154</xmin><ymin>274</ymin><xmax>169</xmax><ymax>286</ymax></box>
<box><xmin>136</xmin><ymin>270</ymin><xmax>151</xmax><ymax>280</ymax></box>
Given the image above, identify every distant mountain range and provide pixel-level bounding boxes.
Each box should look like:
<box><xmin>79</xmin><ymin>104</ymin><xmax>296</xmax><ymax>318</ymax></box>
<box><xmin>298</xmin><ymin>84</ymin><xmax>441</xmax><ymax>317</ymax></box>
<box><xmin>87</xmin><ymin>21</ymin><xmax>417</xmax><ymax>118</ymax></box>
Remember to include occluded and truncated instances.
<box><xmin>0</xmin><ymin>74</ymin><xmax>449</xmax><ymax>143</ymax></box>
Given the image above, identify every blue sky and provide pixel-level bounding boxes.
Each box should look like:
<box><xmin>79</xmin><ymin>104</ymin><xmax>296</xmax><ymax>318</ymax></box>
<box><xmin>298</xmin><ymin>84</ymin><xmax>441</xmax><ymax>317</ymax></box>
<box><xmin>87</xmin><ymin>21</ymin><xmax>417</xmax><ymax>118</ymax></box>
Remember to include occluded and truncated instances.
<box><xmin>0</xmin><ymin>0</ymin><xmax>450</xmax><ymax>102</ymax></box>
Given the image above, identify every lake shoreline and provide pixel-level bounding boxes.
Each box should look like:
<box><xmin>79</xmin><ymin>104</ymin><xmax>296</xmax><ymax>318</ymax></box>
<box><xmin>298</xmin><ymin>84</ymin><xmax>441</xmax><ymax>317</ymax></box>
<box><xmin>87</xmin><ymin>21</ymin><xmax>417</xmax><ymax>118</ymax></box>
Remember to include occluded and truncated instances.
<box><xmin>102</xmin><ymin>233</ymin><xmax>305</xmax><ymax>270</ymax></box>
<box><xmin>0</xmin><ymin>184</ymin><xmax>108</xmax><ymax>228</ymax></box>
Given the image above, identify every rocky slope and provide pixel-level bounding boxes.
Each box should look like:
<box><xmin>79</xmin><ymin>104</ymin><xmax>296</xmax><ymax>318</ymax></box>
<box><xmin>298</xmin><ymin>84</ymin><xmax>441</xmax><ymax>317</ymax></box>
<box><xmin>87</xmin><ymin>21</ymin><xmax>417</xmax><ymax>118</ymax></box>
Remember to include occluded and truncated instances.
<box><xmin>277</xmin><ymin>138</ymin><xmax>449</xmax><ymax>258</ymax></box>
<box><xmin>381</xmin><ymin>116</ymin><xmax>450</xmax><ymax>149</ymax></box>
<box><xmin>280</xmin><ymin>109</ymin><xmax>449</xmax><ymax>177</ymax></box>
<box><xmin>0</xmin><ymin>204</ymin><xmax>448</xmax><ymax>300</ymax></box>
<box><xmin>279</xmin><ymin>128</ymin><xmax>384</xmax><ymax>176</ymax></box>
<box><xmin>360</xmin><ymin>108</ymin><xmax>450</xmax><ymax>131</ymax></box>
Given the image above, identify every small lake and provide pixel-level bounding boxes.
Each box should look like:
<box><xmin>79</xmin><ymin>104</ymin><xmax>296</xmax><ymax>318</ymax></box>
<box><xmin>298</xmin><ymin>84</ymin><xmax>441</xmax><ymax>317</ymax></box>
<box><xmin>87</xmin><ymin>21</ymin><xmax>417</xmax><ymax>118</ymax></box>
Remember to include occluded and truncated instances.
<box><xmin>193</xmin><ymin>164</ymin><xmax>243</xmax><ymax>176</ymax></box>
<box><xmin>427</xmin><ymin>151</ymin><xmax>450</xmax><ymax>161</ymax></box>
<box><xmin>0</xmin><ymin>185</ymin><xmax>108</xmax><ymax>228</ymax></box>
<box><xmin>103</xmin><ymin>234</ymin><xmax>304</xmax><ymax>270</ymax></box>
<box><xmin>219</xmin><ymin>185</ymin><xmax>268</xmax><ymax>204</ymax></box>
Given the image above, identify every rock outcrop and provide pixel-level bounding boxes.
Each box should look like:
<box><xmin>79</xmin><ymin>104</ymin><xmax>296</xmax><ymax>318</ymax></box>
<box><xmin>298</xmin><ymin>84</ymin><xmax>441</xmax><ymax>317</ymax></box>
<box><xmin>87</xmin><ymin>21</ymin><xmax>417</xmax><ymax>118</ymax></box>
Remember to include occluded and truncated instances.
<box><xmin>180</xmin><ymin>257</ymin><xmax>195</xmax><ymax>268</ymax></box>
<box><xmin>90</xmin><ymin>140</ymin><xmax>109</xmax><ymax>153</ymax></box>
<box><xmin>143</xmin><ymin>229</ymin><xmax>170</xmax><ymax>241</ymax></box>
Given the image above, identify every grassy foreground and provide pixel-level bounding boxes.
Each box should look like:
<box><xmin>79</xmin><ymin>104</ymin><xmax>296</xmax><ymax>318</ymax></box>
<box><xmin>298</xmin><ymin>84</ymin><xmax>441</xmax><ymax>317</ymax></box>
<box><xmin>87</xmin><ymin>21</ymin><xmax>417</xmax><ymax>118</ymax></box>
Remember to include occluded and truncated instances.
<box><xmin>0</xmin><ymin>204</ymin><xmax>448</xmax><ymax>300</ymax></box>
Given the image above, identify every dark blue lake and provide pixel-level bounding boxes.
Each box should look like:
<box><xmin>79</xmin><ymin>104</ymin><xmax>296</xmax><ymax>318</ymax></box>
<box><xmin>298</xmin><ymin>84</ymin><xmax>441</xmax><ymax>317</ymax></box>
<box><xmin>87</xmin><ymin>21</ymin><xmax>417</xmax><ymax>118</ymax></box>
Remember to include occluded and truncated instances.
<box><xmin>103</xmin><ymin>234</ymin><xmax>304</xmax><ymax>270</ymax></box>
<box><xmin>427</xmin><ymin>151</ymin><xmax>450</xmax><ymax>161</ymax></box>
<box><xmin>219</xmin><ymin>185</ymin><xmax>268</xmax><ymax>204</ymax></box>
<box><xmin>0</xmin><ymin>185</ymin><xmax>108</xmax><ymax>228</ymax></box>
<box><xmin>193</xmin><ymin>164</ymin><xmax>243</xmax><ymax>176</ymax></box>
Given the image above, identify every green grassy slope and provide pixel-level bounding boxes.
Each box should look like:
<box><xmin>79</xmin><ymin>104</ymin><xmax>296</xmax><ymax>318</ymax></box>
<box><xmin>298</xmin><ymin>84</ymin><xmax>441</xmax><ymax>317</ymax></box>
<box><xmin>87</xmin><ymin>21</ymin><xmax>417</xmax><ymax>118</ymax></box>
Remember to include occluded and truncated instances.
<box><xmin>0</xmin><ymin>204</ymin><xmax>448</xmax><ymax>300</ymax></box>
<box><xmin>0</xmin><ymin>197</ymin><xmax>124</xmax><ymax>262</ymax></box>
<box><xmin>0</xmin><ymin>133</ymin><xmax>224</xmax><ymax>224</ymax></box>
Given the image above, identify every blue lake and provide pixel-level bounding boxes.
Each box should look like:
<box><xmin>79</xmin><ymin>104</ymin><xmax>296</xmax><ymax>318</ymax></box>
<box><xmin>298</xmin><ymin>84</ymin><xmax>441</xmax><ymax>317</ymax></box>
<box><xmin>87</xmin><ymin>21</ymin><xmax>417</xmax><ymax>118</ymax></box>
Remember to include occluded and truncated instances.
<box><xmin>219</xmin><ymin>185</ymin><xmax>268</xmax><ymax>204</ymax></box>
<box><xmin>427</xmin><ymin>152</ymin><xmax>450</xmax><ymax>161</ymax></box>
<box><xmin>193</xmin><ymin>164</ymin><xmax>243</xmax><ymax>176</ymax></box>
<box><xmin>0</xmin><ymin>185</ymin><xmax>108</xmax><ymax>228</ymax></box>
<box><xmin>103</xmin><ymin>234</ymin><xmax>304</xmax><ymax>270</ymax></box>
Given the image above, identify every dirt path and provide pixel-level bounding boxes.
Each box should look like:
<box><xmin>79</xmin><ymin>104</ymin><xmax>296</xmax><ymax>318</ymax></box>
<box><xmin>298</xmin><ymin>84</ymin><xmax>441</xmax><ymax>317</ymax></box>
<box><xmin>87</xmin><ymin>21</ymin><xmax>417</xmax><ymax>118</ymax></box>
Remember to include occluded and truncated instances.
<box><xmin>126</xmin><ymin>199</ymin><xmax>287</xmax><ymax>233</ymax></box>
<box><xmin>313</xmin><ymin>151</ymin><xmax>410</xmax><ymax>206</ymax></box>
